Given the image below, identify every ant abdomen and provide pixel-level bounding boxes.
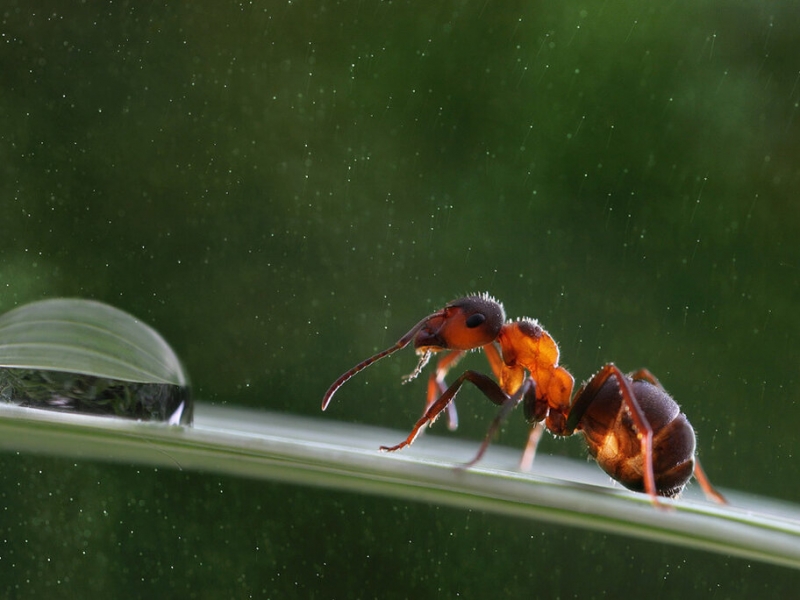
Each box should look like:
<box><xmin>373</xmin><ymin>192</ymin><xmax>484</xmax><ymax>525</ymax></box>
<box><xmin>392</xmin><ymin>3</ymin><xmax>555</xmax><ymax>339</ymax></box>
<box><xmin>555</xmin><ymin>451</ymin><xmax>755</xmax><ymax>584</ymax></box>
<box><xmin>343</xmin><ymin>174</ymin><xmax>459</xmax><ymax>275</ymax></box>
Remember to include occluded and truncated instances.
<box><xmin>579</xmin><ymin>378</ymin><xmax>696</xmax><ymax>498</ymax></box>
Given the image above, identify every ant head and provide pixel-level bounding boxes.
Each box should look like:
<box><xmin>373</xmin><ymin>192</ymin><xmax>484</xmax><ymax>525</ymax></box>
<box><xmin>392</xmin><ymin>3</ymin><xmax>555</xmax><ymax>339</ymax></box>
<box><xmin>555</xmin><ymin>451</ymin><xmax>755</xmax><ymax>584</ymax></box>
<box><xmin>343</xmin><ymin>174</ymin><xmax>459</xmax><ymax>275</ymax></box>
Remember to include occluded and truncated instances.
<box><xmin>413</xmin><ymin>294</ymin><xmax>505</xmax><ymax>352</ymax></box>
<box><xmin>321</xmin><ymin>293</ymin><xmax>505</xmax><ymax>411</ymax></box>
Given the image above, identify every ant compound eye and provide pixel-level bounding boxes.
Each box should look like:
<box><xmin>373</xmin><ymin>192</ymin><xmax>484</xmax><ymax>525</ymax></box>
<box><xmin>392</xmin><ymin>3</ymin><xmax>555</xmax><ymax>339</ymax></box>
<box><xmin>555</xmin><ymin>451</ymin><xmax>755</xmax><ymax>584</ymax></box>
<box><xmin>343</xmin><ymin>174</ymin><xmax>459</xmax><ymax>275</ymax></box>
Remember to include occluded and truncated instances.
<box><xmin>465</xmin><ymin>313</ymin><xmax>486</xmax><ymax>328</ymax></box>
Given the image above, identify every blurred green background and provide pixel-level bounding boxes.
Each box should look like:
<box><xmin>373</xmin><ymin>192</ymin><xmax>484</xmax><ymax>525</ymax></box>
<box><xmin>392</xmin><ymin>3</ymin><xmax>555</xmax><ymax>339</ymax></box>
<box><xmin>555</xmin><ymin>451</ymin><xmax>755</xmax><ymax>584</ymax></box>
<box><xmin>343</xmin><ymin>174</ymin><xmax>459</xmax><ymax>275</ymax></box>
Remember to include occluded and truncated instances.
<box><xmin>1</xmin><ymin>1</ymin><xmax>798</xmax><ymax>597</ymax></box>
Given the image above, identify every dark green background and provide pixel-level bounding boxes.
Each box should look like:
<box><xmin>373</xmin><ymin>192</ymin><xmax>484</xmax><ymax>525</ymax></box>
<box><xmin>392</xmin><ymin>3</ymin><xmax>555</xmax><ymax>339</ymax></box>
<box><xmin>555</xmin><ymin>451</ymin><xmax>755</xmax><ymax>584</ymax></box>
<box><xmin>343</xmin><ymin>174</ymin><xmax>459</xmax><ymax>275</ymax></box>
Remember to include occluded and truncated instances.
<box><xmin>2</xmin><ymin>1</ymin><xmax>798</xmax><ymax>597</ymax></box>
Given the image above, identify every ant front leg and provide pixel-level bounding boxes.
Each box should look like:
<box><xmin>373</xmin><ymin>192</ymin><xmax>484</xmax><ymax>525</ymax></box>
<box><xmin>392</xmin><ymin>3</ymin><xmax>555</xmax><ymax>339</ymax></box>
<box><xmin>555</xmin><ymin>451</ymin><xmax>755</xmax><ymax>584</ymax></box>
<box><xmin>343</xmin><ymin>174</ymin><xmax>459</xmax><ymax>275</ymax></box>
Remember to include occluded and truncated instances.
<box><xmin>379</xmin><ymin>370</ymin><xmax>508</xmax><ymax>454</ymax></box>
<box><xmin>426</xmin><ymin>351</ymin><xmax>465</xmax><ymax>431</ymax></box>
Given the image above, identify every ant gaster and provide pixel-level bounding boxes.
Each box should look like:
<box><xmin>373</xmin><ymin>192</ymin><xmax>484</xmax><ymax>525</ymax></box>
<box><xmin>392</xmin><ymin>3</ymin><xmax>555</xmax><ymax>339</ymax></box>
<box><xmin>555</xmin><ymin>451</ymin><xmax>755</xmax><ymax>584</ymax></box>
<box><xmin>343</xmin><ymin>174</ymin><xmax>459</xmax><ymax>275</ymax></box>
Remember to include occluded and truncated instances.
<box><xmin>322</xmin><ymin>293</ymin><xmax>726</xmax><ymax>505</ymax></box>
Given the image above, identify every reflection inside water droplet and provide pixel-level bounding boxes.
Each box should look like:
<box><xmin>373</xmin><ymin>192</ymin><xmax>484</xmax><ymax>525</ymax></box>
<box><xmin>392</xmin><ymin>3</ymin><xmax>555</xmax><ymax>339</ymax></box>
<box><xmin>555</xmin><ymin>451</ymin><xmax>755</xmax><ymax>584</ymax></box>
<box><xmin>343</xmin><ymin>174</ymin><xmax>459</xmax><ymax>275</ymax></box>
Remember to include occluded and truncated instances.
<box><xmin>0</xmin><ymin>368</ymin><xmax>192</xmax><ymax>425</ymax></box>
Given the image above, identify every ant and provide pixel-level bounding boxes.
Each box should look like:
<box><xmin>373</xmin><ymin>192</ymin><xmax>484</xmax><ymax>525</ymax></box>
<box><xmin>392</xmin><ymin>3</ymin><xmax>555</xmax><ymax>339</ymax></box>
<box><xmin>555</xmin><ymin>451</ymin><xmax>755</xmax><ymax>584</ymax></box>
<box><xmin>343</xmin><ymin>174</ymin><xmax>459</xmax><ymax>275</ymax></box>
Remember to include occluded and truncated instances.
<box><xmin>322</xmin><ymin>293</ymin><xmax>726</xmax><ymax>505</ymax></box>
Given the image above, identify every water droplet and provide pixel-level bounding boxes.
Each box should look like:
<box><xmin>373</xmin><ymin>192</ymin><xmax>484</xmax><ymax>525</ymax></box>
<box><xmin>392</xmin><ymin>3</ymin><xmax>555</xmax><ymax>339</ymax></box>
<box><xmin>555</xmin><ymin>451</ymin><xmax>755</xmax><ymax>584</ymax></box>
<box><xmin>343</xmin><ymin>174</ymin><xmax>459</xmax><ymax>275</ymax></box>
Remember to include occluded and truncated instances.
<box><xmin>0</xmin><ymin>299</ymin><xmax>192</xmax><ymax>424</ymax></box>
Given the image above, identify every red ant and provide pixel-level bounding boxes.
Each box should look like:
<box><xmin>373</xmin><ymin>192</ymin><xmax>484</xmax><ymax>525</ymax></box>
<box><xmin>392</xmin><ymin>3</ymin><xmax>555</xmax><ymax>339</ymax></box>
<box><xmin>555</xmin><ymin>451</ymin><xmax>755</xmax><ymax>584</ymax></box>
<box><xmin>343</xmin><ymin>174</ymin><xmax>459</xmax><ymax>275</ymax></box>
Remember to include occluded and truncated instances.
<box><xmin>322</xmin><ymin>293</ymin><xmax>726</xmax><ymax>505</ymax></box>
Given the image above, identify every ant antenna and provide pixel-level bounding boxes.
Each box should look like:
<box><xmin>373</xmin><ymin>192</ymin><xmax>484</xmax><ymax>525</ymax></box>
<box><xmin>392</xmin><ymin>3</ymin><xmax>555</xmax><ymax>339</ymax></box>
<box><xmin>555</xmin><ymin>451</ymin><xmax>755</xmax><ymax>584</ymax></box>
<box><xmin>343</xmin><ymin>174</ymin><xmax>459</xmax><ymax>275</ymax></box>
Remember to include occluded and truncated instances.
<box><xmin>321</xmin><ymin>311</ymin><xmax>444</xmax><ymax>410</ymax></box>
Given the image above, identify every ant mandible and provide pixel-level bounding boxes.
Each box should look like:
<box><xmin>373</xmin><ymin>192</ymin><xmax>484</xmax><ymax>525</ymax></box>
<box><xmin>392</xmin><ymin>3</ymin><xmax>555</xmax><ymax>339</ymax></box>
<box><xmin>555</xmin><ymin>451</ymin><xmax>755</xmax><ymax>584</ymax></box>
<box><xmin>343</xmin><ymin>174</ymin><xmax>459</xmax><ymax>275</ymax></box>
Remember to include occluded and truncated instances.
<box><xmin>321</xmin><ymin>293</ymin><xmax>726</xmax><ymax>505</ymax></box>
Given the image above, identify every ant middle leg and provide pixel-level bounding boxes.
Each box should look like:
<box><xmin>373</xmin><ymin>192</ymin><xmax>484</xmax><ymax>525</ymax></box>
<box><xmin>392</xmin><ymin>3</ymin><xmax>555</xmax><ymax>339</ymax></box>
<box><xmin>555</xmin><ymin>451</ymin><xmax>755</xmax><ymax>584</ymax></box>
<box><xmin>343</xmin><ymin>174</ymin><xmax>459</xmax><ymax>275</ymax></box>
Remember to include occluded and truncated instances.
<box><xmin>519</xmin><ymin>422</ymin><xmax>546</xmax><ymax>472</ymax></box>
<box><xmin>380</xmin><ymin>370</ymin><xmax>508</xmax><ymax>453</ymax></box>
<box><xmin>462</xmin><ymin>378</ymin><xmax>537</xmax><ymax>468</ymax></box>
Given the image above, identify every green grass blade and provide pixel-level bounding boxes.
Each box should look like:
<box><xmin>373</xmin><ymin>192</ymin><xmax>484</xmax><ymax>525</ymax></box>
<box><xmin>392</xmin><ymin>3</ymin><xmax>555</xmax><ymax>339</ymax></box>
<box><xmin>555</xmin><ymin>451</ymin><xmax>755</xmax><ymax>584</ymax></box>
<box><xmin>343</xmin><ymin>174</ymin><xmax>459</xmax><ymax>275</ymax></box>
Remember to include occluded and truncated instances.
<box><xmin>1</xmin><ymin>402</ymin><xmax>798</xmax><ymax>569</ymax></box>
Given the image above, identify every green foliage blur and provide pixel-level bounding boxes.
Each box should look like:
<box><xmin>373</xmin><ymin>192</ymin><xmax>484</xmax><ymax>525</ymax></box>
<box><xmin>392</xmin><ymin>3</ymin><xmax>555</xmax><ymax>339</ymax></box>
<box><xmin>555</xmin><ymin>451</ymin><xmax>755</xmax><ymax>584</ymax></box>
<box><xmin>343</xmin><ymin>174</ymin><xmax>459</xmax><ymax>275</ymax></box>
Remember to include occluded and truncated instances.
<box><xmin>1</xmin><ymin>1</ymin><xmax>798</xmax><ymax>597</ymax></box>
